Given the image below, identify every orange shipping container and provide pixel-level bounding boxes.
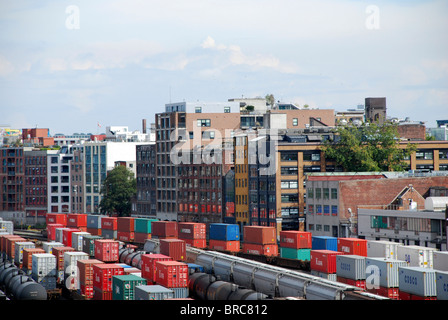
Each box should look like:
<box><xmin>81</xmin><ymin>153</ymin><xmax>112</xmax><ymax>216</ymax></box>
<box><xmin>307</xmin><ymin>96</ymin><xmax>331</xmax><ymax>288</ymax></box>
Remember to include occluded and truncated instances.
<box><xmin>160</xmin><ymin>239</ymin><xmax>186</xmax><ymax>261</ymax></box>
<box><xmin>101</xmin><ymin>217</ymin><xmax>118</xmax><ymax>230</ymax></box>
<box><xmin>134</xmin><ymin>232</ymin><xmax>151</xmax><ymax>244</ymax></box>
<box><xmin>46</xmin><ymin>213</ymin><xmax>67</xmax><ymax>226</ymax></box>
<box><xmin>279</xmin><ymin>231</ymin><xmax>312</xmax><ymax>249</ymax></box>
<box><xmin>67</xmin><ymin>213</ymin><xmax>87</xmax><ymax>228</ymax></box>
<box><xmin>209</xmin><ymin>239</ymin><xmax>240</xmax><ymax>252</ymax></box>
<box><xmin>52</xmin><ymin>246</ymin><xmax>75</xmax><ymax>271</ymax></box>
<box><xmin>183</xmin><ymin>238</ymin><xmax>207</xmax><ymax>249</ymax></box>
<box><xmin>243</xmin><ymin>226</ymin><xmax>276</xmax><ymax>245</ymax></box>
<box><xmin>47</xmin><ymin>223</ymin><xmax>64</xmax><ymax>241</ymax></box>
<box><xmin>178</xmin><ymin>222</ymin><xmax>206</xmax><ymax>240</ymax></box>
<box><xmin>23</xmin><ymin>248</ymin><xmax>45</xmax><ymax>270</ymax></box>
<box><xmin>117</xmin><ymin>231</ymin><xmax>134</xmax><ymax>242</ymax></box>
<box><xmin>242</xmin><ymin>243</ymin><xmax>278</xmax><ymax>257</ymax></box>
<box><xmin>337</xmin><ymin>238</ymin><xmax>368</xmax><ymax>256</ymax></box>
<box><xmin>155</xmin><ymin>260</ymin><xmax>188</xmax><ymax>288</ymax></box>
<box><xmin>117</xmin><ymin>217</ymin><xmax>135</xmax><ymax>232</ymax></box>
<box><xmin>141</xmin><ymin>254</ymin><xmax>173</xmax><ymax>282</ymax></box>
<box><xmin>6</xmin><ymin>237</ymin><xmax>26</xmax><ymax>259</ymax></box>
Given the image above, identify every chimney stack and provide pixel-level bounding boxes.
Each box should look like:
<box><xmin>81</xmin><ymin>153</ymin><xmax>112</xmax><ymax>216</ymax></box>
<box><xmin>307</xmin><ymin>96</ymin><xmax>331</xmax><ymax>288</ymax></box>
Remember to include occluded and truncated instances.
<box><xmin>142</xmin><ymin>119</ymin><xmax>147</xmax><ymax>134</ymax></box>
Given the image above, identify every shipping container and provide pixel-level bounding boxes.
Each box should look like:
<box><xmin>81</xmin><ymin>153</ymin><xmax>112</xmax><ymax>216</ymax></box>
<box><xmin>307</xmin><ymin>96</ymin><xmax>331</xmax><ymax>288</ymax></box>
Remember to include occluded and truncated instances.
<box><xmin>168</xmin><ymin>287</ymin><xmax>189</xmax><ymax>299</ymax></box>
<box><xmin>398</xmin><ymin>266</ymin><xmax>437</xmax><ymax>297</ymax></box>
<box><xmin>336</xmin><ymin>255</ymin><xmax>366</xmax><ymax>280</ymax></box>
<box><xmin>243</xmin><ymin>226</ymin><xmax>276</xmax><ymax>245</ymax></box>
<box><xmin>436</xmin><ymin>270</ymin><xmax>448</xmax><ymax>300</ymax></box>
<box><xmin>31</xmin><ymin>253</ymin><xmax>57</xmax><ymax>290</ymax></box>
<box><xmin>101</xmin><ymin>217</ymin><xmax>118</xmax><ymax>230</ymax></box>
<box><xmin>242</xmin><ymin>243</ymin><xmax>278</xmax><ymax>257</ymax></box>
<box><xmin>93</xmin><ymin>263</ymin><xmax>124</xmax><ymax>292</ymax></box>
<box><xmin>6</xmin><ymin>236</ymin><xmax>26</xmax><ymax>261</ymax></box>
<box><xmin>208</xmin><ymin>239</ymin><xmax>240</xmax><ymax>252</ymax></box>
<box><xmin>141</xmin><ymin>254</ymin><xmax>173</xmax><ymax>282</ymax></box>
<box><xmin>134</xmin><ymin>218</ymin><xmax>158</xmax><ymax>234</ymax></box>
<box><xmin>52</xmin><ymin>246</ymin><xmax>75</xmax><ymax>281</ymax></box>
<box><xmin>365</xmin><ymin>257</ymin><xmax>407</xmax><ymax>289</ymax></box>
<box><xmin>117</xmin><ymin>231</ymin><xmax>134</xmax><ymax>242</ymax></box>
<box><xmin>101</xmin><ymin>229</ymin><xmax>117</xmax><ymax>240</ymax></box>
<box><xmin>155</xmin><ymin>260</ymin><xmax>188</xmax><ymax>288</ymax></box>
<box><xmin>46</xmin><ymin>213</ymin><xmax>67</xmax><ymax>226</ymax></box>
<box><xmin>55</xmin><ymin>227</ymin><xmax>69</xmax><ymax>243</ymax></box>
<box><xmin>134</xmin><ymin>232</ymin><xmax>152</xmax><ymax>244</ymax></box>
<box><xmin>209</xmin><ymin>223</ymin><xmax>240</xmax><ymax>241</ymax></box>
<box><xmin>0</xmin><ymin>235</ymin><xmax>22</xmax><ymax>258</ymax></box>
<box><xmin>23</xmin><ymin>248</ymin><xmax>45</xmax><ymax>270</ymax></box>
<box><xmin>310</xmin><ymin>250</ymin><xmax>344</xmax><ymax>274</ymax></box>
<box><xmin>336</xmin><ymin>276</ymin><xmax>366</xmax><ymax>290</ymax></box>
<box><xmin>279</xmin><ymin>231</ymin><xmax>312</xmax><ymax>249</ymax></box>
<box><xmin>160</xmin><ymin>239</ymin><xmax>186</xmax><ymax>261</ymax></box>
<box><xmin>337</xmin><ymin>238</ymin><xmax>368</xmax><ymax>256</ymax></box>
<box><xmin>64</xmin><ymin>251</ymin><xmax>89</xmax><ymax>289</ymax></box>
<box><xmin>178</xmin><ymin>222</ymin><xmax>206</xmax><ymax>240</ymax></box>
<box><xmin>280</xmin><ymin>247</ymin><xmax>311</xmax><ymax>260</ymax></box>
<box><xmin>433</xmin><ymin>251</ymin><xmax>448</xmax><ymax>272</ymax></box>
<box><xmin>112</xmin><ymin>274</ymin><xmax>147</xmax><ymax>300</ymax></box>
<box><xmin>87</xmin><ymin>228</ymin><xmax>101</xmax><ymax>236</ymax></box>
<box><xmin>13</xmin><ymin>241</ymin><xmax>35</xmax><ymax>266</ymax></box>
<box><xmin>87</xmin><ymin>215</ymin><xmax>102</xmax><ymax>229</ymax></box>
<box><xmin>0</xmin><ymin>220</ymin><xmax>13</xmax><ymax>234</ymax></box>
<box><xmin>367</xmin><ymin>240</ymin><xmax>401</xmax><ymax>259</ymax></box>
<box><xmin>396</xmin><ymin>245</ymin><xmax>436</xmax><ymax>268</ymax></box>
<box><xmin>71</xmin><ymin>231</ymin><xmax>91</xmax><ymax>251</ymax></box>
<box><xmin>312</xmin><ymin>236</ymin><xmax>338</xmax><ymax>251</ymax></box>
<box><xmin>134</xmin><ymin>285</ymin><xmax>175</xmax><ymax>300</ymax></box>
<box><xmin>94</xmin><ymin>239</ymin><xmax>119</xmax><ymax>262</ymax></box>
<box><xmin>367</xmin><ymin>286</ymin><xmax>400</xmax><ymax>300</ymax></box>
<box><xmin>151</xmin><ymin>221</ymin><xmax>178</xmax><ymax>238</ymax></box>
<box><xmin>93</xmin><ymin>287</ymin><xmax>113</xmax><ymax>300</ymax></box>
<box><xmin>78</xmin><ymin>259</ymin><xmax>103</xmax><ymax>286</ymax></box>
<box><xmin>42</xmin><ymin>241</ymin><xmax>64</xmax><ymax>254</ymax></box>
<box><xmin>183</xmin><ymin>238</ymin><xmax>207</xmax><ymax>249</ymax></box>
<box><xmin>117</xmin><ymin>217</ymin><xmax>135</xmax><ymax>232</ymax></box>
<box><xmin>62</xmin><ymin>228</ymin><xmax>80</xmax><ymax>247</ymax></box>
<box><xmin>67</xmin><ymin>213</ymin><xmax>87</xmax><ymax>230</ymax></box>
<box><xmin>47</xmin><ymin>224</ymin><xmax>64</xmax><ymax>241</ymax></box>
<box><xmin>82</xmin><ymin>235</ymin><xmax>102</xmax><ymax>257</ymax></box>
<box><xmin>310</xmin><ymin>270</ymin><xmax>337</xmax><ymax>281</ymax></box>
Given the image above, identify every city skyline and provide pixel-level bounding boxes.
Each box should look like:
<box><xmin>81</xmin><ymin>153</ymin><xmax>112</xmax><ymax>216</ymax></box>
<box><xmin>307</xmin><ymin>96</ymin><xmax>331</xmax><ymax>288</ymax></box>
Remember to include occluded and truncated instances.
<box><xmin>1</xmin><ymin>0</ymin><xmax>447</xmax><ymax>134</ymax></box>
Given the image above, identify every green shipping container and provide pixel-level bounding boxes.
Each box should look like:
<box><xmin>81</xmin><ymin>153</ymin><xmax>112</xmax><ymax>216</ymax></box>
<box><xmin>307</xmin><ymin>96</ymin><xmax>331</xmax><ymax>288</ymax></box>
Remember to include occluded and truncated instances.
<box><xmin>134</xmin><ymin>218</ymin><xmax>158</xmax><ymax>234</ymax></box>
<box><xmin>112</xmin><ymin>274</ymin><xmax>147</xmax><ymax>300</ymax></box>
<box><xmin>280</xmin><ymin>247</ymin><xmax>311</xmax><ymax>261</ymax></box>
<box><xmin>82</xmin><ymin>235</ymin><xmax>102</xmax><ymax>257</ymax></box>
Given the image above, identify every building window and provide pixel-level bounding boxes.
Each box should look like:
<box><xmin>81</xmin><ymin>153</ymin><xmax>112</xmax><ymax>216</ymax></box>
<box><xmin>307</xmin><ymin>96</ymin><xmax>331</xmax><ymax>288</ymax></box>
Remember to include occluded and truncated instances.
<box><xmin>280</xmin><ymin>152</ymin><xmax>298</xmax><ymax>161</ymax></box>
<box><xmin>197</xmin><ymin>119</ymin><xmax>211</xmax><ymax>127</ymax></box>
<box><xmin>224</xmin><ymin>107</ymin><xmax>231</xmax><ymax>113</ymax></box>
<box><xmin>308</xmin><ymin>204</ymin><xmax>314</xmax><ymax>214</ymax></box>
<box><xmin>331</xmin><ymin>188</ymin><xmax>338</xmax><ymax>199</ymax></box>
<box><xmin>323</xmin><ymin>188</ymin><xmax>329</xmax><ymax>199</ymax></box>
<box><xmin>307</xmin><ymin>188</ymin><xmax>314</xmax><ymax>199</ymax></box>
<box><xmin>316</xmin><ymin>204</ymin><xmax>322</xmax><ymax>215</ymax></box>
<box><xmin>323</xmin><ymin>205</ymin><xmax>330</xmax><ymax>215</ymax></box>
<box><xmin>315</xmin><ymin>188</ymin><xmax>322</xmax><ymax>199</ymax></box>
<box><xmin>195</xmin><ymin>107</ymin><xmax>202</xmax><ymax>113</ymax></box>
<box><xmin>281</xmin><ymin>167</ymin><xmax>298</xmax><ymax>175</ymax></box>
<box><xmin>293</xmin><ymin>118</ymin><xmax>298</xmax><ymax>126</ymax></box>
<box><xmin>331</xmin><ymin>205</ymin><xmax>338</xmax><ymax>216</ymax></box>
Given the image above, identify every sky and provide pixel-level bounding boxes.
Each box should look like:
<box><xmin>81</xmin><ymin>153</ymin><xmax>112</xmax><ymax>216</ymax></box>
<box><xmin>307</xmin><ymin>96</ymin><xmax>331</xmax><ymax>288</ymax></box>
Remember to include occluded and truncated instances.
<box><xmin>0</xmin><ymin>0</ymin><xmax>447</xmax><ymax>135</ymax></box>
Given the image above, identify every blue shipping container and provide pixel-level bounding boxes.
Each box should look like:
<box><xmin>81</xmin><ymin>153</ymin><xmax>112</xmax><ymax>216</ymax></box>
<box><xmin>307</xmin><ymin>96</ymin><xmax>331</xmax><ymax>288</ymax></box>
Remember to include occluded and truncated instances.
<box><xmin>312</xmin><ymin>236</ymin><xmax>338</xmax><ymax>251</ymax></box>
<box><xmin>209</xmin><ymin>223</ymin><xmax>240</xmax><ymax>241</ymax></box>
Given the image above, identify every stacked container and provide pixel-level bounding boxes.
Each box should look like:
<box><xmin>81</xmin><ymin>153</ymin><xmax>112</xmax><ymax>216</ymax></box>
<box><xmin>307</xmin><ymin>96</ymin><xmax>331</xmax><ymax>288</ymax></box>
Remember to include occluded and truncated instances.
<box><xmin>365</xmin><ymin>257</ymin><xmax>407</xmax><ymax>300</ymax></box>
<box><xmin>32</xmin><ymin>253</ymin><xmax>57</xmax><ymax>290</ymax></box>
<box><xmin>367</xmin><ymin>240</ymin><xmax>400</xmax><ymax>259</ymax></box>
<box><xmin>151</xmin><ymin>221</ymin><xmax>178</xmax><ymax>239</ymax></box>
<box><xmin>93</xmin><ymin>263</ymin><xmax>124</xmax><ymax>300</ymax></box>
<box><xmin>52</xmin><ymin>246</ymin><xmax>75</xmax><ymax>282</ymax></box>
<box><xmin>64</xmin><ymin>251</ymin><xmax>89</xmax><ymax>290</ymax></box>
<box><xmin>5</xmin><ymin>236</ymin><xmax>26</xmax><ymax>262</ymax></box>
<box><xmin>94</xmin><ymin>239</ymin><xmax>119</xmax><ymax>262</ymax></box>
<box><xmin>22</xmin><ymin>248</ymin><xmax>45</xmax><ymax>274</ymax></box>
<box><xmin>398</xmin><ymin>266</ymin><xmax>437</xmax><ymax>300</ymax></box>
<box><xmin>62</xmin><ymin>228</ymin><xmax>80</xmax><ymax>247</ymax></box>
<box><xmin>77</xmin><ymin>259</ymin><xmax>102</xmax><ymax>299</ymax></box>
<box><xmin>310</xmin><ymin>250</ymin><xmax>344</xmax><ymax>279</ymax></box>
<box><xmin>42</xmin><ymin>241</ymin><xmax>64</xmax><ymax>254</ymax></box>
<box><xmin>178</xmin><ymin>222</ymin><xmax>207</xmax><ymax>248</ymax></box>
<box><xmin>55</xmin><ymin>227</ymin><xmax>69</xmax><ymax>243</ymax></box>
<box><xmin>112</xmin><ymin>274</ymin><xmax>147</xmax><ymax>300</ymax></box>
<box><xmin>82</xmin><ymin>235</ymin><xmax>102</xmax><ymax>257</ymax></box>
<box><xmin>47</xmin><ymin>224</ymin><xmax>64</xmax><ymax>241</ymax></box>
<box><xmin>433</xmin><ymin>251</ymin><xmax>448</xmax><ymax>271</ymax></box>
<box><xmin>436</xmin><ymin>270</ymin><xmax>448</xmax><ymax>300</ymax></box>
<box><xmin>0</xmin><ymin>220</ymin><xmax>14</xmax><ymax>234</ymax></box>
<box><xmin>46</xmin><ymin>213</ymin><xmax>67</xmax><ymax>226</ymax></box>
<box><xmin>0</xmin><ymin>235</ymin><xmax>22</xmax><ymax>260</ymax></box>
<box><xmin>154</xmin><ymin>260</ymin><xmax>189</xmax><ymax>298</ymax></box>
<box><xmin>87</xmin><ymin>215</ymin><xmax>102</xmax><ymax>236</ymax></box>
<box><xmin>141</xmin><ymin>254</ymin><xmax>173</xmax><ymax>283</ymax></box>
<box><xmin>101</xmin><ymin>217</ymin><xmax>118</xmax><ymax>239</ymax></box>
<box><xmin>160</xmin><ymin>239</ymin><xmax>187</xmax><ymax>261</ymax></box>
<box><xmin>312</xmin><ymin>236</ymin><xmax>338</xmax><ymax>251</ymax></box>
<box><xmin>67</xmin><ymin>213</ymin><xmax>88</xmax><ymax>232</ymax></box>
<box><xmin>71</xmin><ymin>231</ymin><xmax>91</xmax><ymax>251</ymax></box>
<box><xmin>336</xmin><ymin>255</ymin><xmax>367</xmax><ymax>289</ymax></box>
<box><xmin>209</xmin><ymin>223</ymin><xmax>240</xmax><ymax>252</ymax></box>
<box><xmin>117</xmin><ymin>217</ymin><xmax>135</xmax><ymax>242</ymax></box>
<box><xmin>397</xmin><ymin>245</ymin><xmax>436</xmax><ymax>268</ymax></box>
<box><xmin>242</xmin><ymin>226</ymin><xmax>278</xmax><ymax>257</ymax></box>
<box><xmin>134</xmin><ymin>218</ymin><xmax>157</xmax><ymax>244</ymax></box>
<box><xmin>13</xmin><ymin>241</ymin><xmax>35</xmax><ymax>268</ymax></box>
<box><xmin>279</xmin><ymin>230</ymin><xmax>311</xmax><ymax>260</ymax></box>
<box><xmin>337</xmin><ymin>238</ymin><xmax>368</xmax><ymax>256</ymax></box>
<box><xmin>135</xmin><ymin>285</ymin><xmax>175</xmax><ymax>300</ymax></box>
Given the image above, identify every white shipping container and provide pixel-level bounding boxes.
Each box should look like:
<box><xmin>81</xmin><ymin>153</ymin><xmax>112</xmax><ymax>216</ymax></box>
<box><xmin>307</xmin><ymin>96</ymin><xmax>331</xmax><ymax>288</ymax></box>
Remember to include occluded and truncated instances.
<box><xmin>398</xmin><ymin>266</ymin><xmax>437</xmax><ymax>297</ymax></box>
<box><xmin>71</xmin><ymin>232</ymin><xmax>91</xmax><ymax>251</ymax></box>
<box><xmin>365</xmin><ymin>258</ymin><xmax>407</xmax><ymax>288</ymax></box>
<box><xmin>42</xmin><ymin>241</ymin><xmax>64</xmax><ymax>254</ymax></box>
<box><xmin>32</xmin><ymin>253</ymin><xmax>57</xmax><ymax>278</ymax></box>
<box><xmin>336</xmin><ymin>255</ymin><xmax>366</xmax><ymax>280</ymax></box>
<box><xmin>367</xmin><ymin>240</ymin><xmax>401</xmax><ymax>259</ymax></box>
<box><xmin>0</xmin><ymin>220</ymin><xmax>14</xmax><ymax>234</ymax></box>
<box><xmin>396</xmin><ymin>245</ymin><xmax>437</xmax><ymax>268</ymax></box>
<box><xmin>433</xmin><ymin>251</ymin><xmax>448</xmax><ymax>272</ymax></box>
<box><xmin>135</xmin><ymin>285</ymin><xmax>174</xmax><ymax>300</ymax></box>
<box><xmin>14</xmin><ymin>241</ymin><xmax>35</xmax><ymax>265</ymax></box>
<box><xmin>55</xmin><ymin>228</ymin><xmax>69</xmax><ymax>243</ymax></box>
<box><xmin>64</xmin><ymin>251</ymin><xmax>89</xmax><ymax>289</ymax></box>
<box><xmin>436</xmin><ymin>270</ymin><xmax>448</xmax><ymax>300</ymax></box>
<box><xmin>310</xmin><ymin>270</ymin><xmax>337</xmax><ymax>282</ymax></box>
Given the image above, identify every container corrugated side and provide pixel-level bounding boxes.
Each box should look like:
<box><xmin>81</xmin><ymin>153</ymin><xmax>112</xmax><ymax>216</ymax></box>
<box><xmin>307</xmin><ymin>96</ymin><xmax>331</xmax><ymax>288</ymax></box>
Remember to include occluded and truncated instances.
<box><xmin>64</xmin><ymin>252</ymin><xmax>89</xmax><ymax>288</ymax></box>
<box><xmin>14</xmin><ymin>241</ymin><xmax>35</xmax><ymax>265</ymax></box>
<box><xmin>337</xmin><ymin>238</ymin><xmax>368</xmax><ymax>256</ymax></box>
<box><xmin>279</xmin><ymin>248</ymin><xmax>310</xmax><ymax>260</ymax></box>
<box><xmin>279</xmin><ymin>231</ymin><xmax>312</xmax><ymax>249</ymax></box>
<box><xmin>365</xmin><ymin>257</ymin><xmax>407</xmax><ymax>288</ymax></box>
<box><xmin>141</xmin><ymin>254</ymin><xmax>173</xmax><ymax>282</ymax></box>
<box><xmin>134</xmin><ymin>285</ymin><xmax>175</xmax><ymax>300</ymax></box>
<box><xmin>42</xmin><ymin>241</ymin><xmax>64</xmax><ymax>254</ymax></box>
<box><xmin>209</xmin><ymin>223</ymin><xmax>240</xmax><ymax>241</ymax></box>
<box><xmin>243</xmin><ymin>226</ymin><xmax>276</xmax><ymax>244</ymax></box>
<box><xmin>311</xmin><ymin>236</ymin><xmax>338</xmax><ymax>251</ymax></box>
<box><xmin>87</xmin><ymin>215</ymin><xmax>102</xmax><ymax>229</ymax></box>
<box><xmin>32</xmin><ymin>253</ymin><xmax>57</xmax><ymax>287</ymax></box>
<box><xmin>436</xmin><ymin>270</ymin><xmax>448</xmax><ymax>300</ymax></box>
<box><xmin>336</xmin><ymin>255</ymin><xmax>366</xmax><ymax>280</ymax></box>
<box><xmin>112</xmin><ymin>274</ymin><xmax>147</xmax><ymax>300</ymax></box>
<box><xmin>367</xmin><ymin>240</ymin><xmax>401</xmax><ymax>259</ymax></box>
<box><xmin>71</xmin><ymin>231</ymin><xmax>90</xmax><ymax>251</ymax></box>
<box><xmin>434</xmin><ymin>251</ymin><xmax>448</xmax><ymax>272</ymax></box>
<box><xmin>134</xmin><ymin>218</ymin><xmax>158</xmax><ymax>234</ymax></box>
<box><xmin>396</xmin><ymin>245</ymin><xmax>436</xmax><ymax>268</ymax></box>
<box><xmin>398</xmin><ymin>266</ymin><xmax>437</xmax><ymax>297</ymax></box>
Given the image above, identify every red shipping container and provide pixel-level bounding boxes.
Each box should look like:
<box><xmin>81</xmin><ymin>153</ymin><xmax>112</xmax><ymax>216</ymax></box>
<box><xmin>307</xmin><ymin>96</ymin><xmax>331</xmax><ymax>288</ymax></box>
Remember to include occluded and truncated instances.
<box><xmin>67</xmin><ymin>213</ymin><xmax>87</xmax><ymax>228</ymax></box>
<box><xmin>47</xmin><ymin>223</ymin><xmax>64</xmax><ymax>241</ymax></box>
<box><xmin>101</xmin><ymin>217</ymin><xmax>118</xmax><ymax>230</ymax></box>
<box><xmin>87</xmin><ymin>228</ymin><xmax>101</xmax><ymax>236</ymax></box>
<box><xmin>141</xmin><ymin>254</ymin><xmax>173</xmax><ymax>282</ymax></box>
<box><xmin>368</xmin><ymin>286</ymin><xmax>400</xmax><ymax>300</ymax></box>
<box><xmin>336</xmin><ymin>276</ymin><xmax>366</xmax><ymax>290</ymax></box>
<box><xmin>243</xmin><ymin>226</ymin><xmax>276</xmax><ymax>245</ymax></box>
<box><xmin>160</xmin><ymin>239</ymin><xmax>186</xmax><ymax>261</ymax></box>
<box><xmin>94</xmin><ymin>239</ymin><xmax>119</xmax><ymax>262</ymax></box>
<box><xmin>209</xmin><ymin>239</ymin><xmax>240</xmax><ymax>252</ymax></box>
<box><xmin>117</xmin><ymin>217</ymin><xmax>134</xmax><ymax>232</ymax></box>
<box><xmin>310</xmin><ymin>250</ymin><xmax>344</xmax><ymax>273</ymax></box>
<box><xmin>46</xmin><ymin>213</ymin><xmax>67</xmax><ymax>226</ymax></box>
<box><xmin>78</xmin><ymin>259</ymin><xmax>103</xmax><ymax>286</ymax></box>
<box><xmin>337</xmin><ymin>238</ymin><xmax>368</xmax><ymax>256</ymax></box>
<box><xmin>93</xmin><ymin>287</ymin><xmax>113</xmax><ymax>300</ymax></box>
<box><xmin>23</xmin><ymin>248</ymin><xmax>45</xmax><ymax>270</ymax></box>
<box><xmin>134</xmin><ymin>232</ymin><xmax>151</xmax><ymax>244</ymax></box>
<box><xmin>184</xmin><ymin>238</ymin><xmax>207</xmax><ymax>249</ymax></box>
<box><xmin>62</xmin><ymin>228</ymin><xmax>80</xmax><ymax>247</ymax></box>
<box><xmin>52</xmin><ymin>246</ymin><xmax>75</xmax><ymax>271</ymax></box>
<box><xmin>117</xmin><ymin>231</ymin><xmax>134</xmax><ymax>242</ymax></box>
<box><xmin>242</xmin><ymin>243</ymin><xmax>278</xmax><ymax>256</ymax></box>
<box><xmin>80</xmin><ymin>283</ymin><xmax>94</xmax><ymax>299</ymax></box>
<box><xmin>6</xmin><ymin>236</ymin><xmax>26</xmax><ymax>259</ymax></box>
<box><xmin>151</xmin><ymin>221</ymin><xmax>178</xmax><ymax>238</ymax></box>
<box><xmin>93</xmin><ymin>263</ymin><xmax>124</xmax><ymax>291</ymax></box>
<box><xmin>178</xmin><ymin>222</ymin><xmax>206</xmax><ymax>240</ymax></box>
<box><xmin>155</xmin><ymin>260</ymin><xmax>188</xmax><ymax>288</ymax></box>
<box><xmin>279</xmin><ymin>231</ymin><xmax>312</xmax><ymax>249</ymax></box>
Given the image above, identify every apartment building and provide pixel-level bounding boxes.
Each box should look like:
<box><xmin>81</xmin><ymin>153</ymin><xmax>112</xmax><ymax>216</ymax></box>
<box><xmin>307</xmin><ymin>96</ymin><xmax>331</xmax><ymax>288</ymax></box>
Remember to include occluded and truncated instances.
<box><xmin>47</xmin><ymin>145</ymin><xmax>74</xmax><ymax>213</ymax></box>
<box><xmin>0</xmin><ymin>147</ymin><xmax>25</xmax><ymax>212</ymax></box>
<box><xmin>24</xmin><ymin>149</ymin><xmax>48</xmax><ymax>217</ymax></box>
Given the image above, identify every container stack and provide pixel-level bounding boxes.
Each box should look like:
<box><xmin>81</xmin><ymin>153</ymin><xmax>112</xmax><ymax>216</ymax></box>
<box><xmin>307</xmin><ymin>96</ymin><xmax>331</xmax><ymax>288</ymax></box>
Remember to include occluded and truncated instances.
<box><xmin>47</xmin><ymin>224</ymin><xmax>64</xmax><ymax>241</ymax></box>
<box><xmin>77</xmin><ymin>259</ymin><xmax>102</xmax><ymax>299</ymax></box>
<box><xmin>160</xmin><ymin>238</ymin><xmax>187</xmax><ymax>261</ymax></box>
<box><xmin>178</xmin><ymin>222</ymin><xmax>207</xmax><ymax>248</ymax></box>
<box><xmin>22</xmin><ymin>248</ymin><xmax>45</xmax><ymax>274</ymax></box>
<box><xmin>71</xmin><ymin>231</ymin><xmax>91</xmax><ymax>251</ymax></box>
<box><xmin>67</xmin><ymin>213</ymin><xmax>88</xmax><ymax>232</ymax></box>
<box><xmin>141</xmin><ymin>253</ymin><xmax>173</xmax><ymax>283</ymax></box>
<box><xmin>82</xmin><ymin>235</ymin><xmax>102</xmax><ymax>257</ymax></box>
<box><xmin>42</xmin><ymin>241</ymin><xmax>64</xmax><ymax>254</ymax></box>
<box><xmin>94</xmin><ymin>239</ymin><xmax>119</xmax><ymax>262</ymax></box>
<box><xmin>101</xmin><ymin>217</ymin><xmax>118</xmax><ymax>239</ymax></box>
<box><xmin>367</xmin><ymin>240</ymin><xmax>401</xmax><ymax>259</ymax></box>
<box><xmin>117</xmin><ymin>217</ymin><xmax>135</xmax><ymax>242</ymax></box>
<box><xmin>14</xmin><ymin>241</ymin><xmax>35</xmax><ymax>268</ymax></box>
<box><xmin>337</xmin><ymin>238</ymin><xmax>368</xmax><ymax>256</ymax></box>
<box><xmin>242</xmin><ymin>226</ymin><xmax>278</xmax><ymax>257</ymax></box>
<box><xmin>311</xmin><ymin>236</ymin><xmax>338</xmax><ymax>251</ymax></box>
<box><xmin>62</xmin><ymin>228</ymin><xmax>80</xmax><ymax>247</ymax></box>
<box><xmin>209</xmin><ymin>223</ymin><xmax>240</xmax><ymax>252</ymax></box>
<box><xmin>55</xmin><ymin>227</ymin><xmax>69</xmax><ymax>243</ymax></box>
<box><xmin>396</xmin><ymin>245</ymin><xmax>437</xmax><ymax>268</ymax></box>
<box><xmin>112</xmin><ymin>274</ymin><xmax>147</xmax><ymax>300</ymax></box>
<box><xmin>52</xmin><ymin>246</ymin><xmax>75</xmax><ymax>282</ymax></box>
<box><xmin>310</xmin><ymin>250</ymin><xmax>344</xmax><ymax>281</ymax></box>
<box><xmin>64</xmin><ymin>251</ymin><xmax>89</xmax><ymax>290</ymax></box>
<box><xmin>134</xmin><ymin>218</ymin><xmax>157</xmax><ymax>244</ymax></box>
<box><xmin>336</xmin><ymin>255</ymin><xmax>367</xmax><ymax>289</ymax></box>
<box><xmin>154</xmin><ymin>260</ymin><xmax>189</xmax><ymax>299</ymax></box>
<box><xmin>93</xmin><ymin>263</ymin><xmax>125</xmax><ymax>300</ymax></box>
<box><xmin>5</xmin><ymin>236</ymin><xmax>26</xmax><ymax>263</ymax></box>
<box><xmin>151</xmin><ymin>221</ymin><xmax>178</xmax><ymax>239</ymax></box>
<box><xmin>365</xmin><ymin>258</ymin><xmax>407</xmax><ymax>300</ymax></box>
<box><xmin>32</xmin><ymin>253</ymin><xmax>57</xmax><ymax>290</ymax></box>
<box><xmin>87</xmin><ymin>215</ymin><xmax>102</xmax><ymax>236</ymax></box>
<box><xmin>398</xmin><ymin>266</ymin><xmax>437</xmax><ymax>300</ymax></box>
<box><xmin>46</xmin><ymin>213</ymin><xmax>67</xmax><ymax>227</ymax></box>
<box><xmin>279</xmin><ymin>230</ymin><xmax>311</xmax><ymax>260</ymax></box>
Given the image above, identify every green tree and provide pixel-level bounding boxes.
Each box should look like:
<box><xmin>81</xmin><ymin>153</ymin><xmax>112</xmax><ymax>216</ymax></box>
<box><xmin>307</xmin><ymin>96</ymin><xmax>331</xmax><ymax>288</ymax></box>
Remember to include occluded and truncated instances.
<box><xmin>99</xmin><ymin>165</ymin><xmax>136</xmax><ymax>216</ymax></box>
<box><xmin>322</xmin><ymin>122</ymin><xmax>416</xmax><ymax>172</ymax></box>
<box><xmin>265</xmin><ymin>94</ymin><xmax>275</xmax><ymax>108</ymax></box>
